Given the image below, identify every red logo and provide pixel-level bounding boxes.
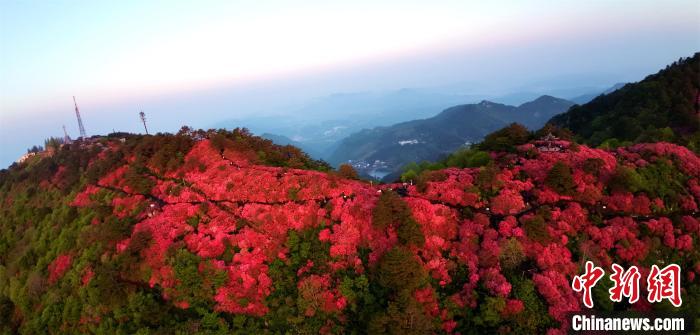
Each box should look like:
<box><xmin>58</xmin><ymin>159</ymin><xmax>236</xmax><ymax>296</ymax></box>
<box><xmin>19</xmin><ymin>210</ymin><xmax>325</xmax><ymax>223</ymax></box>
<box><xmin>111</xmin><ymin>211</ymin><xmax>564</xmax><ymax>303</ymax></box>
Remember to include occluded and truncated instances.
<box><xmin>572</xmin><ymin>262</ymin><xmax>682</xmax><ymax>308</ymax></box>
<box><xmin>647</xmin><ymin>264</ymin><xmax>682</xmax><ymax>307</ymax></box>
<box><xmin>609</xmin><ymin>263</ymin><xmax>641</xmax><ymax>304</ymax></box>
<box><xmin>572</xmin><ymin>261</ymin><xmax>605</xmax><ymax>308</ymax></box>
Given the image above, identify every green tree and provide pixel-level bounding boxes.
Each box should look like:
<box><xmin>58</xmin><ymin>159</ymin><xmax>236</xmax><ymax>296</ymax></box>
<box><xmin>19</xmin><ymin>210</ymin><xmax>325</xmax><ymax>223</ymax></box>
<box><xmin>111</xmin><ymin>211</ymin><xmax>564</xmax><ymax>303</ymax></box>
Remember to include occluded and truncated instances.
<box><xmin>371</xmin><ymin>246</ymin><xmax>436</xmax><ymax>334</ymax></box>
<box><xmin>608</xmin><ymin>165</ymin><xmax>644</xmax><ymax>194</ymax></box>
<box><xmin>479</xmin><ymin>123</ymin><xmax>531</xmax><ymax>152</ymax></box>
<box><xmin>338</xmin><ymin>163</ymin><xmax>359</xmax><ymax>180</ymax></box>
<box><xmin>545</xmin><ymin>161</ymin><xmax>576</xmax><ymax>195</ymax></box>
<box><xmin>372</xmin><ymin>191</ymin><xmax>425</xmax><ymax>247</ymax></box>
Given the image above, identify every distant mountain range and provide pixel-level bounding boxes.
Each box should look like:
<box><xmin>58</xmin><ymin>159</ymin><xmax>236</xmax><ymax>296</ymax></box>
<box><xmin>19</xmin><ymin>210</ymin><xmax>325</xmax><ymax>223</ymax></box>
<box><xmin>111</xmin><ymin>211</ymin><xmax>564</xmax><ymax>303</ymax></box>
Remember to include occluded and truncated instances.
<box><xmin>221</xmin><ymin>84</ymin><xmax>626</xmax><ymax>163</ymax></box>
<box><xmin>259</xmin><ymin>133</ymin><xmax>325</xmax><ymax>159</ymax></box>
<box><xmin>327</xmin><ymin>95</ymin><xmax>574</xmax><ymax>176</ymax></box>
<box><xmin>217</xmin><ymin>89</ymin><xmax>478</xmax><ymax>158</ymax></box>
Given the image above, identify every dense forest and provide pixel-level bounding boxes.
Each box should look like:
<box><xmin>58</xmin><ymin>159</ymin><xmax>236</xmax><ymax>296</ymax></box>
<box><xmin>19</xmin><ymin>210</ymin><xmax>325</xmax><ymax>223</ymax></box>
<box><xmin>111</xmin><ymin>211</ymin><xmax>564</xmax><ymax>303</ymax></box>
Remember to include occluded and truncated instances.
<box><xmin>1</xmin><ymin>122</ymin><xmax>699</xmax><ymax>334</ymax></box>
<box><xmin>549</xmin><ymin>53</ymin><xmax>700</xmax><ymax>151</ymax></box>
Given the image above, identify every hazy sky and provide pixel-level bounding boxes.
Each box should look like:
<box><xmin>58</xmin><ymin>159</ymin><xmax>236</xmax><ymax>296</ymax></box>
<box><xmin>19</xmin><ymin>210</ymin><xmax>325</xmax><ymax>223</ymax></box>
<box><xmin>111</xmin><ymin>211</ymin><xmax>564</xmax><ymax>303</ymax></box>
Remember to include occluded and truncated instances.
<box><xmin>1</xmin><ymin>0</ymin><xmax>699</xmax><ymax>167</ymax></box>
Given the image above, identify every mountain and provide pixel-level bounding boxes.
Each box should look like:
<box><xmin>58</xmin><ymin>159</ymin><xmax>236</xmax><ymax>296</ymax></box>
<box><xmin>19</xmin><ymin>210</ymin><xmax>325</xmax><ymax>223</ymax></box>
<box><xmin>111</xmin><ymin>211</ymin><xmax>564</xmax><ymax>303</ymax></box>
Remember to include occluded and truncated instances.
<box><xmin>568</xmin><ymin>82</ymin><xmax>627</xmax><ymax>104</ymax></box>
<box><xmin>328</xmin><ymin>95</ymin><xmax>574</xmax><ymax>176</ymax></box>
<box><xmin>509</xmin><ymin>95</ymin><xmax>576</xmax><ymax>129</ymax></box>
<box><xmin>213</xmin><ymin>85</ymin><xmax>615</xmax><ymax>164</ymax></box>
<box><xmin>216</xmin><ymin>89</ymin><xmax>482</xmax><ymax>160</ymax></box>
<box><xmin>260</xmin><ymin>132</ymin><xmax>297</xmax><ymax>146</ymax></box>
<box><xmin>260</xmin><ymin>132</ymin><xmax>324</xmax><ymax>158</ymax></box>
<box><xmin>550</xmin><ymin>53</ymin><xmax>700</xmax><ymax>149</ymax></box>
<box><xmin>2</xmin><ymin>128</ymin><xmax>699</xmax><ymax>334</ymax></box>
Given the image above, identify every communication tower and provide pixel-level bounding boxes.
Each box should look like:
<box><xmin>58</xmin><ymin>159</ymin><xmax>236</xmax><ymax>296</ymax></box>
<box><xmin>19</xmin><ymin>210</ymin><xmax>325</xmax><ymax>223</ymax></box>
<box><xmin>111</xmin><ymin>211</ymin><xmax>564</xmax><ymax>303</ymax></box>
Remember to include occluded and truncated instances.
<box><xmin>139</xmin><ymin>110</ymin><xmax>149</xmax><ymax>135</ymax></box>
<box><xmin>73</xmin><ymin>96</ymin><xmax>87</xmax><ymax>139</ymax></box>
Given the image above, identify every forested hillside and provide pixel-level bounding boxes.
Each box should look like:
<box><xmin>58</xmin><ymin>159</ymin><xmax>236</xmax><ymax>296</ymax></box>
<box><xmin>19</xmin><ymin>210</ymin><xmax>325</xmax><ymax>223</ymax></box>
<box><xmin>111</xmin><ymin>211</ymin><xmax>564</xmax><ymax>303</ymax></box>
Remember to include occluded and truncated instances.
<box><xmin>550</xmin><ymin>53</ymin><xmax>700</xmax><ymax>150</ymax></box>
<box><xmin>1</xmin><ymin>127</ymin><xmax>698</xmax><ymax>334</ymax></box>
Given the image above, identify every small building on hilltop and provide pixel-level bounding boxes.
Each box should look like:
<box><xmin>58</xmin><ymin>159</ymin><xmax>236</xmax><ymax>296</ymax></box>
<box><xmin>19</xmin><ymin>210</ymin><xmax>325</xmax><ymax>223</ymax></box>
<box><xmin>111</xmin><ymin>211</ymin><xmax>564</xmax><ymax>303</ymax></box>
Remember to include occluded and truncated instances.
<box><xmin>16</xmin><ymin>152</ymin><xmax>37</xmax><ymax>164</ymax></box>
<box><xmin>535</xmin><ymin>133</ymin><xmax>569</xmax><ymax>152</ymax></box>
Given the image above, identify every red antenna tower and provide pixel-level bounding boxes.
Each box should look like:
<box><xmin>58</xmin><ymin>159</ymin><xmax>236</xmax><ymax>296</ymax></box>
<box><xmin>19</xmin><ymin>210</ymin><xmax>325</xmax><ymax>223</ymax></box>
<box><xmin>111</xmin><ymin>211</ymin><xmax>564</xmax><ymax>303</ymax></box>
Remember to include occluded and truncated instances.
<box><xmin>73</xmin><ymin>96</ymin><xmax>87</xmax><ymax>139</ymax></box>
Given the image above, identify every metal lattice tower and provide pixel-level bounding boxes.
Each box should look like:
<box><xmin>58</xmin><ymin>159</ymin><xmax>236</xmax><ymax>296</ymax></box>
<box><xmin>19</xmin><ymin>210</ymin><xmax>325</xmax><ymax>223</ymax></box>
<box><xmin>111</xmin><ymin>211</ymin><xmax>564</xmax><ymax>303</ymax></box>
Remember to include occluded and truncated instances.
<box><xmin>73</xmin><ymin>96</ymin><xmax>87</xmax><ymax>139</ymax></box>
<box><xmin>62</xmin><ymin>125</ymin><xmax>72</xmax><ymax>144</ymax></box>
<box><xmin>139</xmin><ymin>110</ymin><xmax>149</xmax><ymax>135</ymax></box>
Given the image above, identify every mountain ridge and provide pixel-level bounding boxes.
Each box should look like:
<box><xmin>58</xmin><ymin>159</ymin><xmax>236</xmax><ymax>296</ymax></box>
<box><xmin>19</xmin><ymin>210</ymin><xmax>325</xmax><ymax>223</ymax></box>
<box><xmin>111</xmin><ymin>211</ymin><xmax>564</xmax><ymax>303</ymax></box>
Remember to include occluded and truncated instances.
<box><xmin>550</xmin><ymin>53</ymin><xmax>700</xmax><ymax>149</ymax></box>
<box><xmin>328</xmin><ymin>95</ymin><xmax>574</xmax><ymax>175</ymax></box>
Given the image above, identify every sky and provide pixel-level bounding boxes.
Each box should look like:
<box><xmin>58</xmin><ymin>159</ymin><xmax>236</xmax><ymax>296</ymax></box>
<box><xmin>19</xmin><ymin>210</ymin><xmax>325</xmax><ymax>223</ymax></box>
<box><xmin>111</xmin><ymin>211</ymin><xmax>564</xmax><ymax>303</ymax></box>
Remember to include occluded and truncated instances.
<box><xmin>1</xmin><ymin>0</ymin><xmax>699</xmax><ymax>167</ymax></box>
